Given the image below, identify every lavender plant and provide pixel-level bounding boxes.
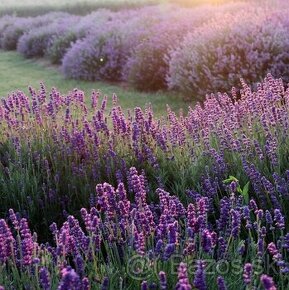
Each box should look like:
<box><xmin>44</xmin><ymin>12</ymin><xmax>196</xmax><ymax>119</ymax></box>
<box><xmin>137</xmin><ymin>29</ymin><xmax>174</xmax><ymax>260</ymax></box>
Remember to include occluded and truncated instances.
<box><xmin>0</xmin><ymin>15</ymin><xmax>17</xmax><ymax>48</ymax></box>
<box><xmin>61</xmin><ymin>5</ymin><xmax>176</xmax><ymax>81</ymax></box>
<box><xmin>46</xmin><ymin>10</ymin><xmax>114</xmax><ymax>64</ymax></box>
<box><xmin>2</xmin><ymin>2</ymin><xmax>289</xmax><ymax>98</ymax></box>
<box><xmin>17</xmin><ymin>13</ymin><xmax>78</xmax><ymax>58</ymax></box>
<box><xmin>123</xmin><ymin>7</ymin><xmax>204</xmax><ymax>91</ymax></box>
<box><xmin>124</xmin><ymin>2</ymin><xmax>249</xmax><ymax>91</ymax></box>
<box><xmin>0</xmin><ymin>3</ymin><xmax>289</xmax><ymax>287</ymax></box>
<box><xmin>167</xmin><ymin>6</ymin><xmax>289</xmax><ymax>100</ymax></box>
<box><xmin>0</xmin><ymin>14</ymin><xmax>66</xmax><ymax>51</ymax></box>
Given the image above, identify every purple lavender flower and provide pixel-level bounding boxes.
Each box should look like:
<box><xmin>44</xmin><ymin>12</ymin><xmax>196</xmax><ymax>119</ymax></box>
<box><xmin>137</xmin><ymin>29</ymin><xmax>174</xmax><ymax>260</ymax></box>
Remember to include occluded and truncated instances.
<box><xmin>231</xmin><ymin>209</ymin><xmax>241</xmax><ymax>238</ymax></box>
<box><xmin>243</xmin><ymin>263</ymin><xmax>252</xmax><ymax>285</ymax></box>
<box><xmin>168</xmin><ymin>221</ymin><xmax>178</xmax><ymax>245</ymax></box>
<box><xmin>39</xmin><ymin>267</ymin><xmax>51</xmax><ymax>290</ymax></box>
<box><xmin>265</xmin><ymin>211</ymin><xmax>274</xmax><ymax>229</ymax></box>
<box><xmin>8</xmin><ymin>209</ymin><xmax>19</xmax><ymax>231</ymax></box>
<box><xmin>193</xmin><ymin>260</ymin><xmax>206</xmax><ymax>290</ymax></box>
<box><xmin>58</xmin><ymin>267</ymin><xmax>81</xmax><ymax>290</ymax></box>
<box><xmin>19</xmin><ymin>218</ymin><xmax>34</xmax><ymax>266</ymax></box>
<box><xmin>283</xmin><ymin>233</ymin><xmax>289</xmax><ymax>250</ymax></box>
<box><xmin>249</xmin><ymin>199</ymin><xmax>258</xmax><ymax>213</ymax></box>
<box><xmin>81</xmin><ymin>277</ymin><xmax>90</xmax><ymax>290</ymax></box>
<box><xmin>74</xmin><ymin>254</ymin><xmax>84</xmax><ymax>278</ymax></box>
<box><xmin>164</xmin><ymin>243</ymin><xmax>175</xmax><ymax>260</ymax></box>
<box><xmin>274</xmin><ymin>209</ymin><xmax>285</xmax><ymax>230</ymax></box>
<box><xmin>159</xmin><ymin>271</ymin><xmax>167</xmax><ymax>290</ymax></box>
<box><xmin>217</xmin><ymin>276</ymin><xmax>227</xmax><ymax>290</ymax></box>
<box><xmin>217</xmin><ymin>198</ymin><xmax>230</xmax><ymax>231</ymax></box>
<box><xmin>134</xmin><ymin>231</ymin><xmax>145</xmax><ymax>256</ymax></box>
<box><xmin>141</xmin><ymin>281</ymin><xmax>148</xmax><ymax>290</ymax></box>
<box><xmin>175</xmin><ymin>262</ymin><xmax>192</xmax><ymax>290</ymax></box>
<box><xmin>155</xmin><ymin>239</ymin><xmax>164</xmax><ymax>254</ymax></box>
<box><xmin>257</xmin><ymin>237</ymin><xmax>264</xmax><ymax>257</ymax></box>
<box><xmin>201</xmin><ymin>230</ymin><xmax>213</xmax><ymax>253</ymax></box>
<box><xmin>101</xmin><ymin>277</ymin><xmax>109</xmax><ymax>290</ymax></box>
<box><xmin>0</xmin><ymin>219</ymin><xmax>14</xmax><ymax>263</ymax></box>
<box><xmin>257</xmin><ymin>209</ymin><xmax>264</xmax><ymax>220</ymax></box>
<box><xmin>260</xmin><ymin>274</ymin><xmax>277</xmax><ymax>290</ymax></box>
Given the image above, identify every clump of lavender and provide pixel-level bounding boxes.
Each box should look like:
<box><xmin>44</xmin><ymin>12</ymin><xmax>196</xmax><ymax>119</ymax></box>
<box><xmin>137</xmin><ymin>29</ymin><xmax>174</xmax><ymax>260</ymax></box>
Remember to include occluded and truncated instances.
<box><xmin>57</xmin><ymin>266</ymin><xmax>84</xmax><ymax>290</ymax></box>
<box><xmin>168</xmin><ymin>6</ymin><xmax>289</xmax><ymax>99</ymax></box>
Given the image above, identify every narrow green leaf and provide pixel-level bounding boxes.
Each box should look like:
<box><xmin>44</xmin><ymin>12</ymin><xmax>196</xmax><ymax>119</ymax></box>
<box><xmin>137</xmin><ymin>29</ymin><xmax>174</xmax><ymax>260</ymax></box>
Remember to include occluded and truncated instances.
<box><xmin>242</xmin><ymin>181</ymin><xmax>250</xmax><ymax>204</ymax></box>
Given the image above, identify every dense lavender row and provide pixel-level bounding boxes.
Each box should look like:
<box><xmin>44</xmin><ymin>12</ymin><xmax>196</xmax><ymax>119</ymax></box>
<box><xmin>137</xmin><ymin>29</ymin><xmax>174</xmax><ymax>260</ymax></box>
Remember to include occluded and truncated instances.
<box><xmin>2</xmin><ymin>2</ymin><xmax>289</xmax><ymax>98</ymax></box>
<box><xmin>0</xmin><ymin>12</ymin><xmax>72</xmax><ymax>51</ymax></box>
<box><xmin>167</xmin><ymin>7</ymin><xmax>289</xmax><ymax>98</ymax></box>
<box><xmin>0</xmin><ymin>74</ymin><xmax>288</xmax><ymax>288</ymax></box>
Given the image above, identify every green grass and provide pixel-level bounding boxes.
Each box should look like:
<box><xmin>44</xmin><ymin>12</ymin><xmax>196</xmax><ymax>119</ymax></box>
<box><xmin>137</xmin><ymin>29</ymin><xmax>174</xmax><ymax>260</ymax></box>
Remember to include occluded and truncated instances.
<box><xmin>0</xmin><ymin>51</ymin><xmax>189</xmax><ymax>115</ymax></box>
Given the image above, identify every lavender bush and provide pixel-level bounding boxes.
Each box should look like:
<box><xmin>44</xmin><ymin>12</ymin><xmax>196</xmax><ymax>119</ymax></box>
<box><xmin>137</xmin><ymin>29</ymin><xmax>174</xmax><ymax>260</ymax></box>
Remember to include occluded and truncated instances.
<box><xmin>0</xmin><ymin>14</ymin><xmax>63</xmax><ymax>51</ymax></box>
<box><xmin>123</xmin><ymin>7</ymin><xmax>204</xmax><ymax>91</ymax></box>
<box><xmin>62</xmin><ymin>5</ymin><xmax>176</xmax><ymax>81</ymax></box>
<box><xmin>167</xmin><ymin>7</ymin><xmax>289</xmax><ymax>99</ymax></box>
<box><xmin>0</xmin><ymin>15</ymin><xmax>17</xmax><ymax>48</ymax></box>
<box><xmin>0</xmin><ymin>17</ymin><xmax>28</xmax><ymax>50</ymax></box>
<box><xmin>124</xmin><ymin>2</ymin><xmax>249</xmax><ymax>91</ymax></box>
<box><xmin>1</xmin><ymin>2</ymin><xmax>289</xmax><ymax>288</ymax></box>
<box><xmin>17</xmin><ymin>13</ymin><xmax>78</xmax><ymax>58</ymax></box>
<box><xmin>45</xmin><ymin>31</ymin><xmax>78</xmax><ymax>64</ymax></box>
<box><xmin>46</xmin><ymin>10</ymin><xmax>114</xmax><ymax>64</ymax></box>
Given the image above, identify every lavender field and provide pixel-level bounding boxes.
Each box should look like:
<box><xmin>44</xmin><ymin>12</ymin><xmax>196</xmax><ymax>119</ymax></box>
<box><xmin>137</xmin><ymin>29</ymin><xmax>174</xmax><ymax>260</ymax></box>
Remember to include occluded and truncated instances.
<box><xmin>0</xmin><ymin>0</ymin><xmax>289</xmax><ymax>289</ymax></box>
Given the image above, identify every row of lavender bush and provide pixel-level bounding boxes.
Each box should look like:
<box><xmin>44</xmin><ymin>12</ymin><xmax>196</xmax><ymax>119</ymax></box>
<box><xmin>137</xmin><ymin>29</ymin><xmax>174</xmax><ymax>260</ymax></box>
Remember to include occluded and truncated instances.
<box><xmin>0</xmin><ymin>73</ymin><xmax>288</xmax><ymax>288</ymax></box>
<box><xmin>2</xmin><ymin>2</ymin><xmax>289</xmax><ymax>98</ymax></box>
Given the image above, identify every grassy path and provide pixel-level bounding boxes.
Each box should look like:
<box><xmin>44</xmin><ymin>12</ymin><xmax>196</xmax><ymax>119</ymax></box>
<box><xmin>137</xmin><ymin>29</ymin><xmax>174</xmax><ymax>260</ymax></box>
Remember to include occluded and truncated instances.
<box><xmin>0</xmin><ymin>51</ymin><xmax>189</xmax><ymax>115</ymax></box>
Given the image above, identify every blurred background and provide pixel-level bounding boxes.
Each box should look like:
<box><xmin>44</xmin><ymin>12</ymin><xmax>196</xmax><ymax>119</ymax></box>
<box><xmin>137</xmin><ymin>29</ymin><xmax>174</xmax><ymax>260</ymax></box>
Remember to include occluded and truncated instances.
<box><xmin>0</xmin><ymin>0</ymin><xmax>249</xmax><ymax>16</ymax></box>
